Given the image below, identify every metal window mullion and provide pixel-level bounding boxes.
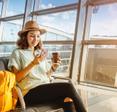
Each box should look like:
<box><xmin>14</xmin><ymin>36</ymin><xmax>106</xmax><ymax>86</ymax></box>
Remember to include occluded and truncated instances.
<box><xmin>0</xmin><ymin>0</ymin><xmax>8</xmax><ymax>41</ymax></box>
<box><xmin>80</xmin><ymin>6</ymin><xmax>93</xmax><ymax>82</ymax></box>
<box><xmin>0</xmin><ymin>40</ymin><xmax>73</xmax><ymax>45</ymax></box>
<box><xmin>0</xmin><ymin>41</ymin><xmax>15</xmax><ymax>45</ymax></box>
<box><xmin>31</xmin><ymin>3</ymin><xmax>78</xmax><ymax>16</ymax></box>
<box><xmin>43</xmin><ymin>40</ymin><xmax>74</xmax><ymax>45</ymax></box>
<box><xmin>70</xmin><ymin>0</ymin><xmax>88</xmax><ymax>82</ymax></box>
<box><xmin>23</xmin><ymin>0</ymin><xmax>34</xmax><ymax>27</ymax></box>
<box><xmin>1</xmin><ymin>0</ymin><xmax>8</xmax><ymax>17</ymax></box>
<box><xmin>32</xmin><ymin>0</ymin><xmax>40</xmax><ymax>20</ymax></box>
<box><xmin>86</xmin><ymin>0</ymin><xmax>117</xmax><ymax>6</ymax></box>
<box><xmin>83</xmin><ymin>39</ymin><xmax>117</xmax><ymax>45</ymax></box>
<box><xmin>0</xmin><ymin>14</ymin><xmax>24</xmax><ymax>21</ymax></box>
<box><xmin>0</xmin><ymin>2</ymin><xmax>79</xmax><ymax>21</ymax></box>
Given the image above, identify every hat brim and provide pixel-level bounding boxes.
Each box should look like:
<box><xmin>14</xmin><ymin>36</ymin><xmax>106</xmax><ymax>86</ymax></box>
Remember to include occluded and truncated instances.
<box><xmin>18</xmin><ymin>28</ymin><xmax>46</xmax><ymax>37</ymax></box>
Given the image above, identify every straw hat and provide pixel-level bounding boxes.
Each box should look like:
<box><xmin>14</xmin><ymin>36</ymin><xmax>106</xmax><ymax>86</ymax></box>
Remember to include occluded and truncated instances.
<box><xmin>18</xmin><ymin>20</ymin><xmax>46</xmax><ymax>37</ymax></box>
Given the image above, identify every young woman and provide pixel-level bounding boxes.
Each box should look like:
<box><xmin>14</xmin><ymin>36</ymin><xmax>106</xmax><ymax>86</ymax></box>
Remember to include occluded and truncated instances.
<box><xmin>8</xmin><ymin>20</ymin><xmax>59</xmax><ymax>95</ymax></box>
<box><xmin>8</xmin><ymin>20</ymin><xmax>86</xmax><ymax>112</ymax></box>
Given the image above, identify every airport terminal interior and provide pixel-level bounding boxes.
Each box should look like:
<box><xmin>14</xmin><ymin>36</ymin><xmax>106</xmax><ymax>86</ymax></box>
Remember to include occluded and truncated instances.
<box><xmin>0</xmin><ymin>0</ymin><xmax>117</xmax><ymax>111</ymax></box>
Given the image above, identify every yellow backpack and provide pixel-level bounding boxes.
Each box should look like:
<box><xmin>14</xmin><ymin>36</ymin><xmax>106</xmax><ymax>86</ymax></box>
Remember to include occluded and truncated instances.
<box><xmin>0</xmin><ymin>71</ymin><xmax>18</xmax><ymax>112</ymax></box>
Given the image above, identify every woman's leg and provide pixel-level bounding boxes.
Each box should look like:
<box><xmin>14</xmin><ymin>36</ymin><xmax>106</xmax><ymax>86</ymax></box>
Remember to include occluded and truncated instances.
<box><xmin>24</xmin><ymin>82</ymin><xmax>86</xmax><ymax>112</ymax></box>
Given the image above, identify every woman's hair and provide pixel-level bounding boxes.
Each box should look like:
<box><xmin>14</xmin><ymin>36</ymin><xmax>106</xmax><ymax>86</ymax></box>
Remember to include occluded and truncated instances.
<box><xmin>17</xmin><ymin>31</ymin><xmax>42</xmax><ymax>50</ymax></box>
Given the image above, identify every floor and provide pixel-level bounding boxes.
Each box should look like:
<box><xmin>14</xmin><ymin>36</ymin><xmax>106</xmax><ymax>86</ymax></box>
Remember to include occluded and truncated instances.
<box><xmin>88</xmin><ymin>95</ymin><xmax>117</xmax><ymax>112</ymax></box>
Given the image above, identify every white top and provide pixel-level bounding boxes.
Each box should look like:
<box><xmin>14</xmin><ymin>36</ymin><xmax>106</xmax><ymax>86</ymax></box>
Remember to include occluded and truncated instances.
<box><xmin>8</xmin><ymin>48</ymin><xmax>51</xmax><ymax>93</ymax></box>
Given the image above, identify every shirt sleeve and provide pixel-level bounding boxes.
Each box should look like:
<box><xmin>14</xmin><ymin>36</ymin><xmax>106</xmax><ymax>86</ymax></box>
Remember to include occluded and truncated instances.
<box><xmin>8</xmin><ymin>49</ymin><xmax>21</xmax><ymax>71</ymax></box>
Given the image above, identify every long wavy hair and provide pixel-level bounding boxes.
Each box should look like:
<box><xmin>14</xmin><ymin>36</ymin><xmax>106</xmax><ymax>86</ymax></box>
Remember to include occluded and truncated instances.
<box><xmin>17</xmin><ymin>31</ymin><xmax>43</xmax><ymax>50</ymax></box>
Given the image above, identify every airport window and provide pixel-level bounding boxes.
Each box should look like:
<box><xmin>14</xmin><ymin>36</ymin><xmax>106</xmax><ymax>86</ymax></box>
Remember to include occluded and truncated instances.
<box><xmin>82</xmin><ymin>3</ymin><xmax>117</xmax><ymax>87</ymax></box>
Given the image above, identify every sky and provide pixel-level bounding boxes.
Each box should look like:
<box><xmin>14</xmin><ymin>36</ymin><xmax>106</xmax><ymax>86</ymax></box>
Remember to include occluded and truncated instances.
<box><xmin>6</xmin><ymin>0</ymin><xmax>26</xmax><ymax>15</ymax></box>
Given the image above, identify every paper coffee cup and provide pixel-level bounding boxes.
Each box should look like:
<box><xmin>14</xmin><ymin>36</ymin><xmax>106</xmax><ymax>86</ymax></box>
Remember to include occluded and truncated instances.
<box><xmin>52</xmin><ymin>52</ymin><xmax>59</xmax><ymax>63</ymax></box>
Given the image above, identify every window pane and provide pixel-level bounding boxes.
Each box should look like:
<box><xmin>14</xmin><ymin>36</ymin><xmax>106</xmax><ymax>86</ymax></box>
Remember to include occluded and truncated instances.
<box><xmin>37</xmin><ymin>10</ymin><xmax>77</xmax><ymax>41</ymax></box>
<box><xmin>0</xmin><ymin>44</ymin><xmax>16</xmax><ymax>57</ymax></box>
<box><xmin>1</xmin><ymin>19</ymin><xmax>23</xmax><ymax>41</ymax></box>
<box><xmin>6</xmin><ymin>0</ymin><xmax>26</xmax><ymax>16</ymax></box>
<box><xmin>39</xmin><ymin>0</ymin><xmax>78</xmax><ymax>10</ymax></box>
<box><xmin>84</xmin><ymin>45</ymin><xmax>117</xmax><ymax>87</ymax></box>
<box><xmin>90</xmin><ymin>3</ymin><xmax>117</xmax><ymax>39</ymax></box>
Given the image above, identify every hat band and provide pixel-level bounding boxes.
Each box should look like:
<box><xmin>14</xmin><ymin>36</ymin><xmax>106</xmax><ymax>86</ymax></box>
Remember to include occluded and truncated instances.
<box><xmin>24</xmin><ymin>27</ymin><xmax>39</xmax><ymax>30</ymax></box>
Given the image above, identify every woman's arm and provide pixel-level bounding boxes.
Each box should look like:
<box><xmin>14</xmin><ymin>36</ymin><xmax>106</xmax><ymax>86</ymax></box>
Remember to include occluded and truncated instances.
<box><xmin>11</xmin><ymin>61</ymin><xmax>35</xmax><ymax>82</ymax></box>
<box><xmin>12</xmin><ymin>54</ymin><xmax>46</xmax><ymax>82</ymax></box>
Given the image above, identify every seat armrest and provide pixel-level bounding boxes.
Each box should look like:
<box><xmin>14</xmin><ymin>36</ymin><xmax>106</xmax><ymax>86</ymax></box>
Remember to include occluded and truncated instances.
<box><xmin>0</xmin><ymin>57</ymin><xmax>9</xmax><ymax>70</ymax></box>
<box><xmin>15</xmin><ymin>86</ymin><xmax>26</xmax><ymax>110</ymax></box>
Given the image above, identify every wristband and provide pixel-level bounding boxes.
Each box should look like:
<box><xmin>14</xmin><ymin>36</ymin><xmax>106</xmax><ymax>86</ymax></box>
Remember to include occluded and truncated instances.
<box><xmin>31</xmin><ymin>61</ymin><xmax>35</xmax><ymax>65</ymax></box>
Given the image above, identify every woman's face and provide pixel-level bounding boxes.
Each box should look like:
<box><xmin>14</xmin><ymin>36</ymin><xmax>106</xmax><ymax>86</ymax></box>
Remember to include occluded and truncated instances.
<box><xmin>27</xmin><ymin>30</ymin><xmax>41</xmax><ymax>49</ymax></box>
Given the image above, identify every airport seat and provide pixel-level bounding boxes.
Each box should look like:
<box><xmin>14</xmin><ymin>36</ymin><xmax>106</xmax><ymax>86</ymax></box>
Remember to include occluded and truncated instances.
<box><xmin>0</xmin><ymin>56</ymin><xmax>86</xmax><ymax>112</ymax></box>
<box><xmin>0</xmin><ymin>56</ymin><xmax>9</xmax><ymax>70</ymax></box>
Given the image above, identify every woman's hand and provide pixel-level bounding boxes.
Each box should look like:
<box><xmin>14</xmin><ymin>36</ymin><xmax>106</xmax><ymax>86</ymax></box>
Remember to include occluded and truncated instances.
<box><xmin>32</xmin><ymin>49</ymin><xmax>48</xmax><ymax>65</ymax></box>
<box><xmin>46</xmin><ymin>58</ymin><xmax>61</xmax><ymax>76</ymax></box>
